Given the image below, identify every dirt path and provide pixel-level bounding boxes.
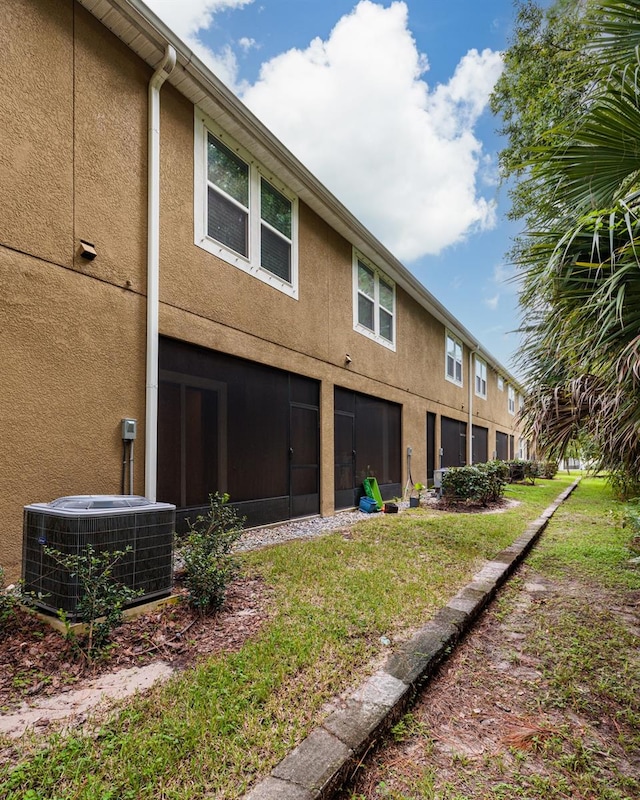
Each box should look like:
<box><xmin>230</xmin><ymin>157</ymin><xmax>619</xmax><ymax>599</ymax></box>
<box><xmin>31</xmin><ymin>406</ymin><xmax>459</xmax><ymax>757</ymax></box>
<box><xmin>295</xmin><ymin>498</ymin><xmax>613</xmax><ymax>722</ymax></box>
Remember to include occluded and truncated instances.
<box><xmin>342</xmin><ymin>562</ymin><xmax>640</xmax><ymax>799</ymax></box>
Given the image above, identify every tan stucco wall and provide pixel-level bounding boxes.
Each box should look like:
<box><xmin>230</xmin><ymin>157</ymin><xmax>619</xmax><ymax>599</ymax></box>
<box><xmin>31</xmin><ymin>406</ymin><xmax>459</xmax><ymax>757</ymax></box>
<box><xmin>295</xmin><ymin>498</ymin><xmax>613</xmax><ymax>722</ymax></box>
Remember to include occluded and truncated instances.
<box><xmin>0</xmin><ymin>0</ymin><xmax>74</xmax><ymax>266</ymax></box>
<box><xmin>0</xmin><ymin>0</ymin><xmax>523</xmax><ymax>580</ymax></box>
<box><xmin>72</xmin><ymin>9</ymin><xmax>149</xmax><ymax>292</ymax></box>
<box><xmin>0</xmin><ymin>249</ymin><xmax>146</xmax><ymax>578</ymax></box>
<box><xmin>0</xmin><ymin>1</ymin><xmax>151</xmax><ymax>579</ymax></box>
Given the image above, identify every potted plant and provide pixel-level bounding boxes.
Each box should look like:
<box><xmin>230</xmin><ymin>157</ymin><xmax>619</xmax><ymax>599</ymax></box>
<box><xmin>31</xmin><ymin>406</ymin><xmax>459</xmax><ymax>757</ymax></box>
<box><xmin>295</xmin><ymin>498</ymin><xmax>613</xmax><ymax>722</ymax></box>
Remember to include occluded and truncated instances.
<box><xmin>409</xmin><ymin>482</ymin><xmax>425</xmax><ymax>508</ymax></box>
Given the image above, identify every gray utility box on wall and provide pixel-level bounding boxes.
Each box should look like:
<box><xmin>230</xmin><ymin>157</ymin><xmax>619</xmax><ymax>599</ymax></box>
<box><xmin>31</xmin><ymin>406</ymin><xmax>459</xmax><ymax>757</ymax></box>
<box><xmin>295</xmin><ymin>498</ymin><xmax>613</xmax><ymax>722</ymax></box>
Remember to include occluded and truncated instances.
<box><xmin>433</xmin><ymin>469</ymin><xmax>450</xmax><ymax>495</ymax></box>
<box><xmin>22</xmin><ymin>495</ymin><xmax>176</xmax><ymax>620</ymax></box>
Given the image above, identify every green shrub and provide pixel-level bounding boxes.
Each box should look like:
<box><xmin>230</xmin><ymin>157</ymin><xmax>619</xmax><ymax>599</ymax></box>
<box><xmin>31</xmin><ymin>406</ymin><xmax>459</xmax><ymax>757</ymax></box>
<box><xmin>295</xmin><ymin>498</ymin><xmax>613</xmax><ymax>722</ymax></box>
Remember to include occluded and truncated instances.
<box><xmin>609</xmin><ymin>472</ymin><xmax>640</xmax><ymax>501</ymax></box>
<box><xmin>622</xmin><ymin>500</ymin><xmax>640</xmax><ymax>550</ymax></box>
<box><xmin>482</xmin><ymin>460</ymin><xmax>510</xmax><ymax>501</ymax></box>
<box><xmin>44</xmin><ymin>545</ymin><xmax>141</xmax><ymax>660</ymax></box>
<box><xmin>0</xmin><ymin>566</ymin><xmax>19</xmax><ymax>634</ymax></box>
<box><xmin>506</xmin><ymin>459</ymin><xmax>538</xmax><ymax>484</ymax></box>
<box><xmin>181</xmin><ymin>493</ymin><xmax>245</xmax><ymax>615</ymax></box>
<box><xmin>538</xmin><ymin>460</ymin><xmax>558</xmax><ymax>479</ymax></box>
<box><xmin>441</xmin><ymin>461</ymin><xmax>508</xmax><ymax>505</ymax></box>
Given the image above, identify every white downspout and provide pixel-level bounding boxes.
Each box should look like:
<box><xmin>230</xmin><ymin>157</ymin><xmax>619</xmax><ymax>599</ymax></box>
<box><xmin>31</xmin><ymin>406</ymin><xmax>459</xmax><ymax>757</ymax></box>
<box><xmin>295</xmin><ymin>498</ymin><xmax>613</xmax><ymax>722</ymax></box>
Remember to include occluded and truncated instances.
<box><xmin>468</xmin><ymin>349</ymin><xmax>476</xmax><ymax>465</ymax></box>
<box><xmin>145</xmin><ymin>45</ymin><xmax>176</xmax><ymax>502</ymax></box>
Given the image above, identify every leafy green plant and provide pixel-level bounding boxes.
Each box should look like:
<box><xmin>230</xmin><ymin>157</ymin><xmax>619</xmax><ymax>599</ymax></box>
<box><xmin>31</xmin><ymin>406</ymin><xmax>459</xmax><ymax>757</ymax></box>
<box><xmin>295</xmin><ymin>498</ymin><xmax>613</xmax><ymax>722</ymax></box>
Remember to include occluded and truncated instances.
<box><xmin>181</xmin><ymin>493</ymin><xmax>245</xmax><ymax>614</ymax></box>
<box><xmin>44</xmin><ymin>544</ymin><xmax>141</xmax><ymax>660</ymax></box>
<box><xmin>442</xmin><ymin>466</ymin><xmax>485</xmax><ymax>503</ymax></box>
<box><xmin>507</xmin><ymin>459</ymin><xmax>538</xmax><ymax>484</ymax></box>
<box><xmin>537</xmin><ymin>460</ymin><xmax>558</xmax><ymax>480</ymax></box>
<box><xmin>622</xmin><ymin>499</ymin><xmax>640</xmax><ymax>555</ymax></box>
<box><xmin>483</xmin><ymin>460</ymin><xmax>510</xmax><ymax>500</ymax></box>
<box><xmin>608</xmin><ymin>471</ymin><xmax>640</xmax><ymax>501</ymax></box>
<box><xmin>0</xmin><ymin>565</ymin><xmax>19</xmax><ymax>634</ymax></box>
<box><xmin>442</xmin><ymin>461</ymin><xmax>509</xmax><ymax>505</ymax></box>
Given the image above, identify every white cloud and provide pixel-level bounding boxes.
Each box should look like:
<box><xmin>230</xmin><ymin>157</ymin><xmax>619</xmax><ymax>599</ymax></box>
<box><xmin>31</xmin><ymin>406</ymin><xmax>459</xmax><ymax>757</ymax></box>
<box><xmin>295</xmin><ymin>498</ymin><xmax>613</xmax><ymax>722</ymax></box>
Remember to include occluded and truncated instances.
<box><xmin>146</xmin><ymin>0</ymin><xmax>252</xmax><ymax>39</ymax></box>
<box><xmin>493</xmin><ymin>262</ymin><xmax>519</xmax><ymax>292</ymax></box>
<box><xmin>481</xmin><ymin>261</ymin><xmax>523</xmax><ymax>313</ymax></box>
<box><xmin>145</xmin><ymin>0</ymin><xmax>254</xmax><ymax>91</ymax></box>
<box><xmin>241</xmin><ymin>0</ymin><xmax>503</xmax><ymax>261</ymax></box>
<box><xmin>484</xmin><ymin>293</ymin><xmax>499</xmax><ymax>310</ymax></box>
<box><xmin>238</xmin><ymin>36</ymin><xmax>258</xmax><ymax>51</ymax></box>
<box><xmin>145</xmin><ymin>0</ymin><xmax>504</xmax><ymax>262</ymax></box>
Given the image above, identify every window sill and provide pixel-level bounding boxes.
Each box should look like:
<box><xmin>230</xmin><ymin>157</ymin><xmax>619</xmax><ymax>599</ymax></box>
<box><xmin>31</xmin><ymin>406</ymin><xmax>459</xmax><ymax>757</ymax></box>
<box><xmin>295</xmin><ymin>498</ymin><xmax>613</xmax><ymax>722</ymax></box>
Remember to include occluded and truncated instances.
<box><xmin>354</xmin><ymin>323</ymin><xmax>396</xmax><ymax>351</ymax></box>
<box><xmin>195</xmin><ymin>234</ymin><xmax>298</xmax><ymax>300</ymax></box>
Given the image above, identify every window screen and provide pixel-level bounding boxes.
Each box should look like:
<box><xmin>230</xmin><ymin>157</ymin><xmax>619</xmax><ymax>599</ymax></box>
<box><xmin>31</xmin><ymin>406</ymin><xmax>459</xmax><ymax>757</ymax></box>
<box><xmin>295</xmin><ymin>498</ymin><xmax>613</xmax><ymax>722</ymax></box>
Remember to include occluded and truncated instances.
<box><xmin>207</xmin><ymin>134</ymin><xmax>249</xmax><ymax>256</ymax></box>
<box><xmin>260</xmin><ymin>179</ymin><xmax>292</xmax><ymax>282</ymax></box>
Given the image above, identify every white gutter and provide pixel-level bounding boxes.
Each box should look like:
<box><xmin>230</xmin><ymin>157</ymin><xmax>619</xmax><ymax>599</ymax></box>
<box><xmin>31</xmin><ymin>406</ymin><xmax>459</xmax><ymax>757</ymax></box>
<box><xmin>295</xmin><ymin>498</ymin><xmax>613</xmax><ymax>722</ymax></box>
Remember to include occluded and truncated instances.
<box><xmin>145</xmin><ymin>45</ymin><xmax>176</xmax><ymax>502</ymax></box>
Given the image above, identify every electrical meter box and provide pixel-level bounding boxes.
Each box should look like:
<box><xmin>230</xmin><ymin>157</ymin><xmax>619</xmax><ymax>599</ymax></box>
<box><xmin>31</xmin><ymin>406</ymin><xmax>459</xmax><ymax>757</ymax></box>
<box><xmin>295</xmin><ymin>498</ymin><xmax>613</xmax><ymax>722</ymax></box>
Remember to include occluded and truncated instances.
<box><xmin>121</xmin><ymin>418</ymin><xmax>137</xmax><ymax>440</ymax></box>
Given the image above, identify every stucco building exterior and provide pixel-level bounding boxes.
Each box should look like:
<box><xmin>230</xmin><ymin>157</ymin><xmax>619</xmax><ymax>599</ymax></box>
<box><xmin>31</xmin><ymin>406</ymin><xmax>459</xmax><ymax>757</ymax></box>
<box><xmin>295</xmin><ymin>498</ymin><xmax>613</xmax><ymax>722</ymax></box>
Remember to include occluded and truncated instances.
<box><xmin>0</xmin><ymin>0</ymin><xmax>524</xmax><ymax>580</ymax></box>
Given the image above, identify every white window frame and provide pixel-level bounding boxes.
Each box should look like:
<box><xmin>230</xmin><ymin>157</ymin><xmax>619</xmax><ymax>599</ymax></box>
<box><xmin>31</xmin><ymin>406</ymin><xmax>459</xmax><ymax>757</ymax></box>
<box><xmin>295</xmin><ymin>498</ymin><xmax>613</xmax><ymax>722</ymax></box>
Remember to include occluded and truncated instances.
<box><xmin>352</xmin><ymin>250</ymin><xmax>396</xmax><ymax>351</ymax></box>
<box><xmin>475</xmin><ymin>356</ymin><xmax>487</xmax><ymax>399</ymax></box>
<box><xmin>518</xmin><ymin>437</ymin><xmax>527</xmax><ymax>460</ymax></box>
<box><xmin>508</xmin><ymin>385</ymin><xmax>516</xmax><ymax>415</ymax></box>
<box><xmin>497</xmin><ymin>375</ymin><xmax>504</xmax><ymax>391</ymax></box>
<box><xmin>445</xmin><ymin>331</ymin><xmax>464</xmax><ymax>386</ymax></box>
<box><xmin>194</xmin><ymin>109</ymin><xmax>299</xmax><ymax>299</ymax></box>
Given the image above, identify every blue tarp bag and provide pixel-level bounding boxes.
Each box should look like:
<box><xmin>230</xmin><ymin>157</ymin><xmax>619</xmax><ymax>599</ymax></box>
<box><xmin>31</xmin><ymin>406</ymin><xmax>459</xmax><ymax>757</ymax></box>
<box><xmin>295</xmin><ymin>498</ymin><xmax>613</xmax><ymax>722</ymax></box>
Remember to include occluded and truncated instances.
<box><xmin>359</xmin><ymin>496</ymin><xmax>379</xmax><ymax>513</ymax></box>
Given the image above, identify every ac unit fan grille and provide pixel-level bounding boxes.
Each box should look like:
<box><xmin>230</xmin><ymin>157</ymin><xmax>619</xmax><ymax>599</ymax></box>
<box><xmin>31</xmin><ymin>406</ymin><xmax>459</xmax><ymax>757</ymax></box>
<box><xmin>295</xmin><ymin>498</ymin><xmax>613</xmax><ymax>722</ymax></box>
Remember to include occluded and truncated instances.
<box><xmin>22</xmin><ymin>502</ymin><xmax>175</xmax><ymax>620</ymax></box>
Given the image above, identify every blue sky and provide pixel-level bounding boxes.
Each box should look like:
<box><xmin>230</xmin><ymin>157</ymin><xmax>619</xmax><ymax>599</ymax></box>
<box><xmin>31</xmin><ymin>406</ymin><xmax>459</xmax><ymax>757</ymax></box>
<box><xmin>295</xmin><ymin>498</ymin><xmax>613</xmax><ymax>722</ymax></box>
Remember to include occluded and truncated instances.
<box><xmin>147</xmin><ymin>0</ymin><xmax>527</xmax><ymax>374</ymax></box>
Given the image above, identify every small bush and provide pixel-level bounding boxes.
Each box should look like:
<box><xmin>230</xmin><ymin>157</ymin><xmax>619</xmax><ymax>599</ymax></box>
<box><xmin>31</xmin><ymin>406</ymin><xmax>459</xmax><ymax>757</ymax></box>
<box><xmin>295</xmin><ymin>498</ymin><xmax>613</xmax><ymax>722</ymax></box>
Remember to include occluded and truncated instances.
<box><xmin>538</xmin><ymin>460</ymin><xmax>558</xmax><ymax>479</ymax></box>
<box><xmin>482</xmin><ymin>460</ymin><xmax>510</xmax><ymax>501</ymax></box>
<box><xmin>624</xmin><ymin>505</ymin><xmax>640</xmax><ymax>530</ymax></box>
<box><xmin>441</xmin><ymin>461</ymin><xmax>508</xmax><ymax>505</ymax></box>
<box><xmin>609</xmin><ymin>472</ymin><xmax>640</xmax><ymax>501</ymax></box>
<box><xmin>0</xmin><ymin>566</ymin><xmax>19</xmax><ymax>635</ymax></box>
<box><xmin>45</xmin><ymin>545</ymin><xmax>141</xmax><ymax>660</ymax></box>
<box><xmin>181</xmin><ymin>493</ymin><xmax>245</xmax><ymax>615</ymax></box>
<box><xmin>506</xmin><ymin>460</ymin><xmax>538</xmax><ymax>484</ymax></box>
<box><xmin>622</xmin><ymin>500</ymin><xmax>640</xmax><ymax>553</ymax></box>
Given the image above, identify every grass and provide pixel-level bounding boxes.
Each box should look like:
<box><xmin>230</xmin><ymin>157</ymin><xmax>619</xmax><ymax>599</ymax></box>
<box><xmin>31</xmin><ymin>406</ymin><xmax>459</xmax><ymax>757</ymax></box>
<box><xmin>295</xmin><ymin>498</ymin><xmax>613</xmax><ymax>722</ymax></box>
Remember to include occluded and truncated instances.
<box><xmin>0</xmin><ymin>476</ymin><xmax>577</xmax><ymax>799</ymax></box>
<box><xmin>345</xmin><ymin>477</ymin><xmax>640</xmax><ymax>800</ymax></box>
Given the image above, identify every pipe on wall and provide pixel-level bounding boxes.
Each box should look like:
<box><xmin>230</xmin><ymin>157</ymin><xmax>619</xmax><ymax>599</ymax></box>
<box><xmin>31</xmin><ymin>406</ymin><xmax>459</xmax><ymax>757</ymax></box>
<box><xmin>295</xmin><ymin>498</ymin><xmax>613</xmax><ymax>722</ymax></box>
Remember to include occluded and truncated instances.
<box><xmin>145</xmin><ymin>45</ymin><xmax>176</xmax><ymax>502</ymax></box>
<box><xmin>468</xmin><ymin>349</ymin><xmax>476</xmax><ymax>465</ymax></box>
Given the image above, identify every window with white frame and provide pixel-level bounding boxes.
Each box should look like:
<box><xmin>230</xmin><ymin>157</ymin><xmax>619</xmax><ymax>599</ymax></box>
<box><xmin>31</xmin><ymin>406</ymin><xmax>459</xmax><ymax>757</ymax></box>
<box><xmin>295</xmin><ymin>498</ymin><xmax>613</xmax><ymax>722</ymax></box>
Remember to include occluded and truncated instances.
<box><xmin>497</xmin><ymin>375</ymin><xmax>504</xmax><ymax>391</ymax></box>
<box><xmin>475</xmin><ymin>356</ymin><xmax>487</xmax><ymax>398</ymax></box>
<box><xmin>194</xmin><ymin>111</ymin><xmax>298</xmax><ymax>299</ymax></box>
<box><xmin>508</xmin><ymin>385</ymin><xmax>516</xmax><ymax>414</ymax></box>
<box><xmin>353</xmin><ymin>252</ymin><xmax>396</xmax><ymax>349</ymax></box>
<box><xmin>518</xmin><ymin>437</ymin><xmax>527</xmax><ymax>460</ymax></box>
<box><xmin>518</xmin><ymin>392</ymin><xmax>524</xmax><ymax>412</ymax></box>
<box><xmin>445</xmin><ymin>332</ymin><xmax>463</xmax><ymax>386</ymax></box>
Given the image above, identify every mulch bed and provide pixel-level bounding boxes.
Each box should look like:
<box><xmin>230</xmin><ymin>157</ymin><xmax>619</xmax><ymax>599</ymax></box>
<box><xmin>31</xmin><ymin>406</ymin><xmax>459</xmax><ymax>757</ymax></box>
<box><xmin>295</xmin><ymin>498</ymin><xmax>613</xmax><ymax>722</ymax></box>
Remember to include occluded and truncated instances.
<box><xmin>423</xmin><ymin>496</ymin><xmax>516</xmax><ymax>513</ymax></box>
<box><xmin>0</xmin><ymin>577</ymin><xmax>271</xmax><ymax>713</ymax></box>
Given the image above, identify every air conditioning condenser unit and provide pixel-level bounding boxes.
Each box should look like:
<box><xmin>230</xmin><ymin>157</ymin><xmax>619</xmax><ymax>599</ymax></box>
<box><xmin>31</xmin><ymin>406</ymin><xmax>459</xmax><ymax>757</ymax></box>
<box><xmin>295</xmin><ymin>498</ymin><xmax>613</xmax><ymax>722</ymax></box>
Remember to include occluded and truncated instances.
<box><xmin>22</xmin><ymin>495</ymin><xmax>175</xmax><ymax>620</ymax></box>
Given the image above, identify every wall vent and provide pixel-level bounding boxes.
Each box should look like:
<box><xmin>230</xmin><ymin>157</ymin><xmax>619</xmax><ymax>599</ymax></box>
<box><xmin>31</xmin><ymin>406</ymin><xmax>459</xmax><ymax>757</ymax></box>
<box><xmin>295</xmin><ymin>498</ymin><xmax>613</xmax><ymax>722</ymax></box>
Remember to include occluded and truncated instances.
<box><xmin>22</xmin><ymin>495</ymin><xmax>175</xmax><ymax>620</ymax></box>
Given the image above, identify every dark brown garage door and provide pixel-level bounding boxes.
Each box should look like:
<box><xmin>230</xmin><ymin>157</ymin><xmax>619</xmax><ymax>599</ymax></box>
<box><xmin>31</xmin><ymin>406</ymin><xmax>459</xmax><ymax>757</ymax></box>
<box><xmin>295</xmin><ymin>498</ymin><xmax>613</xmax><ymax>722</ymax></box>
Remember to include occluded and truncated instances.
<box><xmin>441</xmin><ymin>416</ymin><xmax>467</xmax><ymax>467</ymax></box>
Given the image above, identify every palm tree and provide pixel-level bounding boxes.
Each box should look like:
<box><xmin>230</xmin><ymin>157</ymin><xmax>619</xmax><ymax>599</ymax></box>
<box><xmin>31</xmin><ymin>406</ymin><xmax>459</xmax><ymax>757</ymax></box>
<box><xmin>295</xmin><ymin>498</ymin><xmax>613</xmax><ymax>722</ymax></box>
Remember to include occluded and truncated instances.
<box><xmin>515</xmin><ymin>0</ymin><xmax>640</xmax><ymax>492</ymax></box>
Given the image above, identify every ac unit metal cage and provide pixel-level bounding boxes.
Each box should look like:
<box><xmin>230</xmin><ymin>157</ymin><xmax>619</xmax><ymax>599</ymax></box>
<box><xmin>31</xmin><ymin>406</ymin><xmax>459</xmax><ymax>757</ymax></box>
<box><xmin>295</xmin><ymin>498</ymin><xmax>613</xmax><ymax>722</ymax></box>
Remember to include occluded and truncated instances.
<box><xmin>22</xmin><ymin>495</ymin><xmax>176</xmax><ymax>619</ymax></box>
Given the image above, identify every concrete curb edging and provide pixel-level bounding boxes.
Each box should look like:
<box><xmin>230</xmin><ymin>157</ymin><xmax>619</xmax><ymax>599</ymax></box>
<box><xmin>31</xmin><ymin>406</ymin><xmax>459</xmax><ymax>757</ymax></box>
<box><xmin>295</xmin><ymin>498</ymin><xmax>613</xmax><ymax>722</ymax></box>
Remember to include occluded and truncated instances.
<box><xmin>243</xmin><ymin>479</ymin><xmax>581</xmax><ymax>800</ymax></box>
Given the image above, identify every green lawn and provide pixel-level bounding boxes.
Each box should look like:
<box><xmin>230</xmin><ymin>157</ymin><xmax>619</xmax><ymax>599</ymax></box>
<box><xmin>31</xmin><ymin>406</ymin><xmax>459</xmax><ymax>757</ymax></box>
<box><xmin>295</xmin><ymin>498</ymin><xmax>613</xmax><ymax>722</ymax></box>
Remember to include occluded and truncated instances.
<box><xmin>0</xmin><ymin>476</ymin><xmax>578</xmax><ymax>799</ymax></box>
<box><xmin>345</xmin><ymin>477</ymin><xmax>640</xmax><ymax>800</ymax></box>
